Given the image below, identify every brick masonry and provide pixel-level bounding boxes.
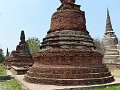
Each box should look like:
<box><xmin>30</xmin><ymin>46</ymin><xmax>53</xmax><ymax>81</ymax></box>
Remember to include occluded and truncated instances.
<box><xmin>6</xmin><ymin>31</ymin><xmax>33</xmax><ymax>67</ymax></box>
<box><xmin>25</xmin><ymin>0</ymin><xmax>114</xmax><ymax>85</ymax></box>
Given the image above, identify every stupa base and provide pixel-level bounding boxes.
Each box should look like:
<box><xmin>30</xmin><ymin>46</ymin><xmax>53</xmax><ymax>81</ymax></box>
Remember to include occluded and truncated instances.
<box><xmin>25</xmin><ymin>76</ymin><xmax>114</xmax><ymax>86</ymax></box>
<box><xmin>11</xmin><ymin>66</ymin><xmax>29</xmax><ymax>75</ymax></box>
<box><xmin>24</xmin><ymin>49</ymin><xmax>114</xmax><ymax>85</ymax></box>
<box><xmin>25</xmin><ymin>65</ymin><xmax>114</xmax><ymax>85</ymax></box>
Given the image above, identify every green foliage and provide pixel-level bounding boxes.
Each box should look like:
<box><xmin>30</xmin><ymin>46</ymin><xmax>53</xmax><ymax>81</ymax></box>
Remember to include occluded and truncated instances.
<box><xmin>0</xmin><ymin>66</ymin><xmax>6</xmax><ymax>76</ymax></box>
<box><xmin>0</xmin><ymin>49</ymin><xmax>5</xmax><ymax>63</ymax></box>
<box><xmin>0</xmin><ymin>65</ymin><xmax>23</xmax><ymax>90</ymax></box>
<box><xmin>26</xmin><ymin>37</ymin><xmax>40</xmax><ymax>54</ymax></box>
<box><xmin>0</xmin><ymin>79</ymin><xmax>23</xmax><ymax>90</ymax></box>
<box><xmin>89</xmin><ymin>85</ymin><xmax>120</xmax><ymax>90</ymax></box>
<box><xmin>74</xmin><ymin>85</ymin><xmax>120</xmax><ymax>90</ymax></box>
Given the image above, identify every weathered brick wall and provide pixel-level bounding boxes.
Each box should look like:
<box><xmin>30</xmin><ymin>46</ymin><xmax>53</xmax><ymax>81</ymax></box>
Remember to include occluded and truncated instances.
<box><xmin>34</xmin><ymin>49</ymin><xmax>103</xmax><ymax>66</ymax></box>
<box><xmin>50</xmin><ymin>10</ymin><xmax>86</xmax><ymax>32</ymax></box>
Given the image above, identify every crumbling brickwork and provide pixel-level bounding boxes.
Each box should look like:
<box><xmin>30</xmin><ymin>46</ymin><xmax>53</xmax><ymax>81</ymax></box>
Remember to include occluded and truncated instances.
<box><xmin>7</xmin><ymin>31</ymin><xmax>33</xmax><ymax>67</ymax></box>
<box><xmin>25</xmin><ymin>0</ymin><xmax>114</xmax><ymax>85</ymax></box>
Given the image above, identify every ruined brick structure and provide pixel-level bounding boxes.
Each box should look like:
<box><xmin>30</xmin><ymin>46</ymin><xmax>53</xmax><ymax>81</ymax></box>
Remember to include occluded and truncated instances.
<box><xmin>25</xmin><ymin>0</ymin><xmax>114</xmax><ymax>85</ymax></box>
<box><xmin>8</xmin><ymin>31</ymin><xmax>33</xmax><ymax>67</ymax></box>
<box><xmin>102</xmin><ymin>9</ymin><xmax>118</xmax><ymax>47</ymax></box>
<box><xmin>102</xmin><ymin>9</ymin><xmax>120</xmax><ymax>70</ymax></box>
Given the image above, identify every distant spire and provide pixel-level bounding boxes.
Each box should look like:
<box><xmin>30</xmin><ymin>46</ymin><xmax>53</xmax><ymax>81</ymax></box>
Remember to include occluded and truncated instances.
<box><xmin>106</xmin><ymin>8</ymin><xmax>113</xmax><ymax>32</ymax></box>
<box><xmin>20</xmin><ymin>30</ymin><xmax>25</xmax><ymax>42</ymax></box>
<box><xmin>6</xmin><ymin>48</ymin><xmax>9</xmax><ymax>59</ymax></box>
<box><xmin>6</xmin><ymin>48</ymin><xmax>9</xmax><ymax>56</ymax></box>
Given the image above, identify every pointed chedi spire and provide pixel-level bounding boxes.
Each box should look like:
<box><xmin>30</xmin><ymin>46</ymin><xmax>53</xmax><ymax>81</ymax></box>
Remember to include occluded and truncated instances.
<box><xmin>106</xmin><ymin>8</ymin><xmax>113</xmax><ymax>32</ymax></box>
<box><xmin>20</xmin><ymin>30</ymin><xmax>25</xmax><ymax>43</ymax></box>
<box><xmin>103</xmin><ymin>8</ymin><xmax>119</xmax><ymax>66</ymax></box>
<box><xmin>102</xmin><ymin>8</ymin><xmax>118</xmax><ymax>47</ymax></box>
<box><xmin>5</xmin><ymin>48</ymin><xmax>9</xmax><ymax>59</ymax></box>
<box><xmin>6</xmin><ymin>48</ymin><xmax>9</xmax><ymax>56</ymax></box>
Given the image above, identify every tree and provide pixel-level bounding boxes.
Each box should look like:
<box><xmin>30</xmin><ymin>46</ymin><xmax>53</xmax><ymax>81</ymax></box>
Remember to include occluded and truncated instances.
<box><xmin>0</xmin><ymin>49</ymin><xmax>5</xmax><ymax>63</ymax></box>
<box><xmin>93</xmin><ymin>38</ymin><xmax>105</xmax><ymax>55</ymax></box>
<box><xmin>26</xmin><ymin>37</ymin><xmax>41</xmax><ymax>54</ymax></box>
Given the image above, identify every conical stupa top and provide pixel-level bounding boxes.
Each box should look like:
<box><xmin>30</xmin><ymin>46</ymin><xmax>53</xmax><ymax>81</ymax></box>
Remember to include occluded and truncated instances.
<box><xmin>6</xmin><ymin>48</ymin><xmax>9</xmax><ymax>57</ymax></box>
<box><xmin>106</xmin><ymin>8</ymin><xmax>113</xmax><ymax>32</ymax></box>
<box><xmin>20</xmin><ymin>30</ymin><xmax>25</xmax><ymax>42</ymax></box>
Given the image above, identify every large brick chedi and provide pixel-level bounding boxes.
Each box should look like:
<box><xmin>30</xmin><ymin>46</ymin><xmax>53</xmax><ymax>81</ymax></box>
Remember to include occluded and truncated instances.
<box><xmin>25</xmin><ymin>0</ymin><xmax>114</xmax><ymax>85</ymax></box>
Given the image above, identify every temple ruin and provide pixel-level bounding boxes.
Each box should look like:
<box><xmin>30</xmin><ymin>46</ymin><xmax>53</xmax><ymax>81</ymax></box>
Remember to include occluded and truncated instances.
<box><xmin>25</xmin><ymin>0</ymin><xmax>114</xmax><ymax>85</ymax></box>
<box><xmin>102</xmin><ymin>9</ymin><xmax>120</xmax><ymax>70</ymax></box>
<box><xmin>8</xmin><ymin>31</ymin><xmax>33</xmax><ymax>74</ymax></box>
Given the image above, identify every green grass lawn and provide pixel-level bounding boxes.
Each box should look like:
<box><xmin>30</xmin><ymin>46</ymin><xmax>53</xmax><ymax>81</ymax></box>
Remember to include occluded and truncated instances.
<box><xmin>0</xmin><ymin>65</ymin><xmax>23</xmax><ymax>90</ymax></box>
<box><xmin>0</xmin><ymin>66</ymin><xmax>6</xmax><ymax>76</ymax></box>
<box><xmin>88</xmin><ymin>85</ymin><xmax>120</xmax><ymax>90</ymax></box>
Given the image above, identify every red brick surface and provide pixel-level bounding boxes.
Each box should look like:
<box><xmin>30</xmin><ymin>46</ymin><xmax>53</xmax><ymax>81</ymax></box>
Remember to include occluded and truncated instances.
<box><xmin>6</xmin><ymin>31</ymin><xmax>33</xmax><ymax>67</ymax></box>
<box><xmin>25</xmin><ymin>0</ymin><xmax>114</xmax><ymax>85</ymax></box>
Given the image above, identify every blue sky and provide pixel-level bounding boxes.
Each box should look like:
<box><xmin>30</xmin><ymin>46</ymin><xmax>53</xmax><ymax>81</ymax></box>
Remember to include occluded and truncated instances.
<box><xmin>0</xmin><ymin>0</ymin><xmax>120</xmax><ymax>54</ymax></box>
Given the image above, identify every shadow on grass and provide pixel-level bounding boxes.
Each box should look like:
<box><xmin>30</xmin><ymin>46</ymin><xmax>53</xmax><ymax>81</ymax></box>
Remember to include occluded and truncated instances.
<box><xmin>0</xmin><ymin>75</ymin><xmax>14</xmax><ymax>82</ymax></box>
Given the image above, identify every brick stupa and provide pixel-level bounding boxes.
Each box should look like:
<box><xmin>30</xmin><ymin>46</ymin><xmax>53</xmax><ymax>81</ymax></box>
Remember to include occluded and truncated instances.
<box><xmin>102</xmin><ymin>9</ymin><xmax>119</xmax><ymax>70</ymax></box>
<box><xmin>102</xmin><ymin>9</ymin><xmax>118</xmax><ymax>48</ymax></box>
<box><xmin>25</xmin><ymin>0</ymin><xmax>114</xmax><ymax>85</ymax></box>
<box><xmin>9</xmin><ymin>31</ymin><xmax>33</xmax><ymax>67</ymax></box>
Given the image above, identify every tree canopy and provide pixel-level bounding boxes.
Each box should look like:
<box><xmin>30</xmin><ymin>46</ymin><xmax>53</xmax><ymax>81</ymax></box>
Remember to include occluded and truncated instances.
<box><xmin>0</xmin><ymin>49</ymin><xmax>5</xmax><ymax>63</ymax></box>
<box><xmin>26</xmin><ymin>37</ymin><xmax>41</xmax><ymax>54</ymax></box>
<box><xmin>93</xmin><ymin>38</ymin><xmax>105</xmax><ymax>55</ymax></box>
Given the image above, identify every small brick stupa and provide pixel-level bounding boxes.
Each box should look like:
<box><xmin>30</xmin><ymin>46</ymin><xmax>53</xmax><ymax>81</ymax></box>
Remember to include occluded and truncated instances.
<box><xmin>10</xmin><ymin>31</ymin><xmax>33</xmax><ymax>67</ymax></box>
<box><xmin>25</xmin><ymin>0</ymin><xmax>114</xmax><ymax>85</ymax></box>
<box><xmin>9</xmin><ymin>31</ymin><xmax>33</xmax><ymax>74</ymax></box>
<box><xmin>102</xmin><ymin>9</ymin><xmax>118</xmax><ymax>48</ymax></box>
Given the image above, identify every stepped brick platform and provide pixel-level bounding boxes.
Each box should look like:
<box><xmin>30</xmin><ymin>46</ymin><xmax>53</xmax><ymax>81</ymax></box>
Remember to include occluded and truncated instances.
<box><xmin>103</xmin><ymin>45</ymin><xmax>119</xmax><ymax>64</ymax></box>
<box><xmin>24</xmin><ymin>0</ymin><xmax>114</xmax><ymax>85</ymax></box>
